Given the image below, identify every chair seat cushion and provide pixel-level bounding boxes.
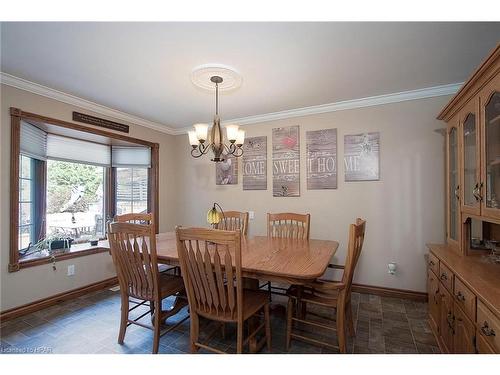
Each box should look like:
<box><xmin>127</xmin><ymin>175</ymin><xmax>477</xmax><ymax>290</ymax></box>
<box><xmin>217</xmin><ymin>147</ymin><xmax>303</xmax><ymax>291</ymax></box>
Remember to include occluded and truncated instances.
<box><xmin>159</xmin><ymin>273</ymin><xmax>185</xmax><ymax>298</ymax></box>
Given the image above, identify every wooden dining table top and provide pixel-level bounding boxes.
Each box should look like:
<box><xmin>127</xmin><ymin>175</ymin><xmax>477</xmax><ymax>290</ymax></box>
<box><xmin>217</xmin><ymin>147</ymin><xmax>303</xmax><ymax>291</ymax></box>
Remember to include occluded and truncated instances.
<box><xmin>155</xmin><ymin>232</ymin><xmax>339</xmax><ymax>284</ymax></box>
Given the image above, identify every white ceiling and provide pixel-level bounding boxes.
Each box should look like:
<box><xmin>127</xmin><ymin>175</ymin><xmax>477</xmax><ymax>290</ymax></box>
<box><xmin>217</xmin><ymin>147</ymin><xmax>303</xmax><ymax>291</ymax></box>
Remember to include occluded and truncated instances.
<box><xmin>1</xmin><ymin>22</ymin><xmax>499</xmax><ymax>130</ymax></box>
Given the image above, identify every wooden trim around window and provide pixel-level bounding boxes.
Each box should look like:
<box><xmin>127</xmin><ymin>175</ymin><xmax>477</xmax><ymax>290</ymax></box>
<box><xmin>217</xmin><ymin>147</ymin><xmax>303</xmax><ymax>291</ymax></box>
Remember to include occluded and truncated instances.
<box><xmin>11</xmin><ymin>108</ymin><xmax>157</xmax><ymax>147</ymax></box>
<box><xmin>9</xmin><ymin>107</ymin><xmax>161</xmax><ymax>272</ymax></box>
<box><xmin>18</xmin><ymin>247</ymin><xmax>110</xmax><ymax>270</ymax></box>
<box><xmin>9</xmin><ymin>109</ymin><xmax>21</xmax><ymax>272</ymax></box>
<box><xmin>150</xmin><ymin>144</ymin><xmax>160</xmax><ymax>234</ymax></box>
<box><xmin>107</xmin><ymin>167</ymin><xmax>115</xmax><ymax>220</ymax></box>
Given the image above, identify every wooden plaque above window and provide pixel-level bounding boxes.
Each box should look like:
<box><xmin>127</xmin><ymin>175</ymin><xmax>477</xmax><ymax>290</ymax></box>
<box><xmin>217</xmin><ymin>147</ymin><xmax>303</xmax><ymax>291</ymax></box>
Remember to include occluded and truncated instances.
<box><xmin>72</xmin><ymin>112</ymin><xmax>129</xmax><ymax>133</ymax></box>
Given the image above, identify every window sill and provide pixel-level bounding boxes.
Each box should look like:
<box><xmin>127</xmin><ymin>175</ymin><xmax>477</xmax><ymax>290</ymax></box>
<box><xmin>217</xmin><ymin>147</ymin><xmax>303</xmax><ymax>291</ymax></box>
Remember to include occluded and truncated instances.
<box><xmin>14</xmin><ymin>240</ymin><xmax>111</xmax><ymax>271</ymax></box>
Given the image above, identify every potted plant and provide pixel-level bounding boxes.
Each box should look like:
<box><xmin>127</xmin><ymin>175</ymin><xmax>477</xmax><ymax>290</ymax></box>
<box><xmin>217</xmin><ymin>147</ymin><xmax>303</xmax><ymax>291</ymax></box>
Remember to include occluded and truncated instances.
<box><xmin>32</xmin><ymin>234</ymin><xmax>73</xmax><ymax>255</ymax></box>
<box><xmin>48</xmin><ymin>235</ymin><xmax>73</xmax><ymax>253</ymax></box>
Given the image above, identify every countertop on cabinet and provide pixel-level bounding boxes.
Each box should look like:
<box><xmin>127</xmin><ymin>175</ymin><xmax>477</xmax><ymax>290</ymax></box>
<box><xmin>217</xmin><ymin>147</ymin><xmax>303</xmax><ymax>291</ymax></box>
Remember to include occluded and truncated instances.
<box><xmin>427</xmin><ymin>243</ymin><xmax>500</xmax><ymax>319</ymax></box>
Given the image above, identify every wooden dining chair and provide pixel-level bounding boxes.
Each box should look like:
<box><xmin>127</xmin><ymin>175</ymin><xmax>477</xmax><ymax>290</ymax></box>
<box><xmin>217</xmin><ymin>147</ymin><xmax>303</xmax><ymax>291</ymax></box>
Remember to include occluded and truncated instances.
<box><xmin>175</xmin><ymin>227</ymin><xmax>271</xmax><ymax>354</ymax></box>
<box><xmin>115</xmin><ymin>213</ymin><xmax>179</xmax><ymax>276</ymax></box>
<box><xmin>267</xmin><ymin>212</ymin><xmax>310</xmax><ymax>239</ymax></box>
<box><xmin>262</xmin><ymin>213</ymin><xmax>311</xmax><ymax>298</ymax></box>
<box><xmin>114</xmin><ymin>212</ymin><xmax>154</xmax><ymax>225</ymax></box>
<box><xmin>108</xmin><ymin>221</ymin><xmax>187</xmax><ymax>354</ymax></box>
<box><xmin>285</xmin><ymin>218</ymin><xmax>366</xmax><ymax>353</ymax></box>
<box><xmin>216</xmin><ymin>210</ymin><xmax>249</xmax><ymax>236</ymax></box>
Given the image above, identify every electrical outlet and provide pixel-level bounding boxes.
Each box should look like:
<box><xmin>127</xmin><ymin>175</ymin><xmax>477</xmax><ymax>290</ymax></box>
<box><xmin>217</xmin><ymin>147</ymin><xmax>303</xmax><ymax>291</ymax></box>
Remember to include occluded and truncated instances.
<box><xmin>67</xmin><ymin>264</ymin><xmax>75</xmax><ymax>276</ymax></box>
<box><xmin>249</xmin><ymin>211</ymin><xmax>255</xmax><ymax>220</ymax></box>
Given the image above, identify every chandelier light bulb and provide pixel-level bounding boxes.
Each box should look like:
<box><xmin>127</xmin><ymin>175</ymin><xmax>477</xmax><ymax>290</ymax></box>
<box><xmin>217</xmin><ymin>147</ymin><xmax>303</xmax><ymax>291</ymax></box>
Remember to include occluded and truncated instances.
<box><xmin>188</xmin><ymin>131</ymin><xmax>199</xmax><ymax>147</ymax></box>
<box><xmin>225</xmin><ymin>124</ymin><xmax>239</xmax><ymax>143</ymax></box>
<box><xmin>236</xmin><ymin>129</ymin><xmax>245</xmax><ymax>146</ymax></box>
<box><xmin>194</xmin><ymin>123</ymin><xmax>209</xmax><ymax>142</ymax></box>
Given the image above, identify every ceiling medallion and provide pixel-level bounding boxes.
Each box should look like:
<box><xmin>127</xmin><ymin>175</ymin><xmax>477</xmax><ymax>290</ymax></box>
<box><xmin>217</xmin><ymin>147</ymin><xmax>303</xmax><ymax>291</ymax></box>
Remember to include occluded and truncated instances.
<box><xmin>190</xmin><ymin>64</ymin><xmax>242</xmax><ymax>92</ymax></box>
<box><xmin>188</xmin><ymin>73</ymin><xmax>244</xmax><ymax>162</ymax></box>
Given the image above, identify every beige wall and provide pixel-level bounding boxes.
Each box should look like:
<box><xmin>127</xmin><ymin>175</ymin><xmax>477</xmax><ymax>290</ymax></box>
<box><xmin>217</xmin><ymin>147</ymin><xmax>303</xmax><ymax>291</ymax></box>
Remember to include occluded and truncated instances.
<box><xmin>0</xmin><ymin>84</ymin><xmax>177</xmax><ymax>311</ymax></box>
<box><xmin>172</xmin><ymin>96</ymin><xmax>450</xmax><ymax>292</ymax></box>
<box><xmin>0</xmin><ymin>84</ymin><xmax>449</xmax><ymax>312</ymax></box>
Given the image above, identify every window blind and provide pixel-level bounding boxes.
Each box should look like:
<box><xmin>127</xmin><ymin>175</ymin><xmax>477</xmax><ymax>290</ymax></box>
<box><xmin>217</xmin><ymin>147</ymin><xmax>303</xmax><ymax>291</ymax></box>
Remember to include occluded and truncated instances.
<box><xmin>47</xmin><ymin>134</ymin><xmax>111</xmax><ymax>166</ymax></box>
<box><xmin>111</xmin><ymin>146</ymin><xmax>151</xmax><ymax>168</ymax></box>
<box><xmin>20</xmin><ymin>121</ymin><xmax>47</xmax><ymax>161</ymax></box>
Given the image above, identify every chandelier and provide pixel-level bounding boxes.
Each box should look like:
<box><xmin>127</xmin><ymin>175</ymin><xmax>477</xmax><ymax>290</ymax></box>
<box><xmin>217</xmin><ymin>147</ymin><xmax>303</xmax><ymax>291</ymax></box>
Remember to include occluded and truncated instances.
<box><xmin>188</xmin><ymin>76</ymin><xmax>245</xmax><ymax>162</ymax></box>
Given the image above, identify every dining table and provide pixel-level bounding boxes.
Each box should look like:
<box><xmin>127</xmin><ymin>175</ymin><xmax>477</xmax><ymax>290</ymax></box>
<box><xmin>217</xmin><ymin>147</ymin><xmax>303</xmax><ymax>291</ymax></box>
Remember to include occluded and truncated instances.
<box><xmin>154</xmin><ymin>231</ymin><xmax>339</xmax><ymax>353</ymax></box>
<box><xmin>156</xmin><ymin>231</ymin><xmax>338</xmax><ymax>284</ymax></box>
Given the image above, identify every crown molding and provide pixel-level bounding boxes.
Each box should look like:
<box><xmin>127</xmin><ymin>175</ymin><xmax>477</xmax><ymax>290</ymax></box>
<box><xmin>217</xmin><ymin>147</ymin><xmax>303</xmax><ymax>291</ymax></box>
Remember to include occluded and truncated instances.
<box><xmin>2</xmin><ymin>72</ymin><xmax>462</xmax><ymax>137</ymax></box>
<box><xmin>0</xmin><ymin>72</ymin><xmax>177</xmax><ymax>135</ymax></box>
<box><xmin>171</xmin><ymin>82</ymin><xmax>463</xmax><ymax>135</ymax></box>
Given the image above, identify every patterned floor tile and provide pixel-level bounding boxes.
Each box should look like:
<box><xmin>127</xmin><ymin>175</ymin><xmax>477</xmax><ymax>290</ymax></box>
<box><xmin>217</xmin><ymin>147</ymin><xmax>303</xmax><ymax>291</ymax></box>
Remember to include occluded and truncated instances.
<box><xmin>0</xmin><ymin>289</ymin><xmax>438</xmax><ymax>354</ymax></box>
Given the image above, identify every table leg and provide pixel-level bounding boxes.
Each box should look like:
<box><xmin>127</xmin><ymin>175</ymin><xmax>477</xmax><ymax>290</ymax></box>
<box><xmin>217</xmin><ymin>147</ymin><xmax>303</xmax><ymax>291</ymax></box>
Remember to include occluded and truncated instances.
<box><xmin>243</xmin><ymin>277</ymin><xmax>262</xmax><ymax>353</ymax></box>
<box><xmin>160</xmin><ymin>292</ymin><xmax>188</xmax><ymax>325</ymax></box>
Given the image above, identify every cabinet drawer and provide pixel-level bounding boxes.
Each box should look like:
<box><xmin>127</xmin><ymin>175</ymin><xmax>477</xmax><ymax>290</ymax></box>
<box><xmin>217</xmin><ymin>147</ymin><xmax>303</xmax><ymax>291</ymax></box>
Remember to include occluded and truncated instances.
<box><xmin>453</xmin><ymin>305</ymin><xmax>475</xmax><ymax>353</ymax></box>
<box><xmin>453</xmin><ymin>278</ymin><xmax>476</xmax><ymax>321</ymax></box>
<box><xmin>477</xmin><ymin>300</ymin><xmax>500</xmax><ymax>353</ymax></box>
<box><xmin>476</xmin><ymin>332</ymin><xmax>496</xmax><ymax>354</ymax></box>
<box><xmin>428</xmin><ymin>252</ymin><xmax>439</xmax><ymax>276</ymax></box>
<box><xmin>439</xmin><ymin>262</ymin><xmax>454</xmax><ymax>292</ymax></box>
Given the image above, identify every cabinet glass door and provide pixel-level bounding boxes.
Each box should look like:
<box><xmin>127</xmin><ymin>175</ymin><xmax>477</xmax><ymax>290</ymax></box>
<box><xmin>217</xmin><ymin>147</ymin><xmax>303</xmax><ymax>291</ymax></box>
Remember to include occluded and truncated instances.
<box><xmin>463</xmin><ymin>113</ymin><xmax>478</xmax><ymax>209</ymax></box>
<box><xmin>484</xmin><ymin>92</ymin><xmax>500</xmax><ymax>216</ymax></box>
<box><xmin>448</xmin><ymin>126</ymin><xmax>459</xmax><ymax>242</ymax></box>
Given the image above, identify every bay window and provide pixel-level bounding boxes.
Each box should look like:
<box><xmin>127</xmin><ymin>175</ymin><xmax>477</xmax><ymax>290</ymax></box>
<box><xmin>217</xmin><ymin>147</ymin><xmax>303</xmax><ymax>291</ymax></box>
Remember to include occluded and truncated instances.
<box><xmin>9</xmin><ymin>108</ymin><xmax>159</xmax><ymax>271</ymax></box>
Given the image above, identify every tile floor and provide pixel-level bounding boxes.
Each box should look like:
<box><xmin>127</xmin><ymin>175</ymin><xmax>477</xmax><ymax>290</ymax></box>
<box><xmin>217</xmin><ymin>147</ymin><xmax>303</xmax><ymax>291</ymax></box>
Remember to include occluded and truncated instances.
<box><xmin>0</xmin><ymin>289</ymin><xmax>439</xmax><ymax>354</ymax></box>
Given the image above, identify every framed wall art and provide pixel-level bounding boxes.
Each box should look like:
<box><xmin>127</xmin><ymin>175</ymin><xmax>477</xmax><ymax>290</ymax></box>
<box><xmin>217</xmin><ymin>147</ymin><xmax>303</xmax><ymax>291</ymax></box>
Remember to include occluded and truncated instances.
<box><xmin>216</xmin><ymin>153</ymin><xmax>238</xmax><ymax>185</ymax></box>
<box><xmin>344</xmin><ymin>132</ymin><xmax>380</xmax><ymax>182</ymax></box>
<box><xmin>306</xmin><ymin>128</ymin><xmax>337</xmax><ymax>189</ymax></box>
<box><xmin>242</xmin><ymin>136</ymin><xmax>267</xmax><ymax>190</ymax></box>
<box><xmin>272</xmin><ymin>125</ymin><xmax>300</xmax><ymax>197</ymax></box>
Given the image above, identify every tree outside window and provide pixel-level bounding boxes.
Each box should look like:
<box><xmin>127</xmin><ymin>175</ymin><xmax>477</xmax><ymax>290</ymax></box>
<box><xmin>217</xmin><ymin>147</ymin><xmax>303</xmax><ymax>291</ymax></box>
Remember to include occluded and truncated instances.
<box><xmin>46</xmin><ymin>160</ymin><xmax>105</xmax><ymax>243</ymax></box>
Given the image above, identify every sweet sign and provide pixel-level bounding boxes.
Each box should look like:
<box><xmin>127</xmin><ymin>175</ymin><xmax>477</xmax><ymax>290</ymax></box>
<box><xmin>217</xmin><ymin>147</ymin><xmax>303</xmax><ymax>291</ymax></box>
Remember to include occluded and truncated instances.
<box><xmin>344</xmin><ymin>132</ymin><xmax>380</xmax><ymax>181</ymax></box>
<box><xmin>242</xmin><ymin>136</ymin><xmax>267</xmax><ymax>190</ymax></box>
<box><xmin>306</xmin><ymin>128</ymin><xmax>337</xmax><ymax>189</ymax></box>
<box><xmin>272</xmin><ymin>126</ymin><xmax>300</xmax><ymax>197</ymax></box>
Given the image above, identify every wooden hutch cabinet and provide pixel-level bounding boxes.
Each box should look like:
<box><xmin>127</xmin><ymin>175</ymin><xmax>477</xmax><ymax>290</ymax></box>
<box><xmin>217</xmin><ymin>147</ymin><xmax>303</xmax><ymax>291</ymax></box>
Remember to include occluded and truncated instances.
<box><xmin>428</xmin><ymin>43</ymin><xmax>500</xmax><ymax>354</ymax></box>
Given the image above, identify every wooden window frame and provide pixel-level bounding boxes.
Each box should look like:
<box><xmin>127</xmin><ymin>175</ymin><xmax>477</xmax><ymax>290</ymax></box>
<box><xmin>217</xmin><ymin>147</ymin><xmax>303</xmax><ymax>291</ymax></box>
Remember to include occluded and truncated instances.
<box><xmin>9</xmin><ymin>107</ymin><xmax>160</xmax><ymax>272</ymax></box>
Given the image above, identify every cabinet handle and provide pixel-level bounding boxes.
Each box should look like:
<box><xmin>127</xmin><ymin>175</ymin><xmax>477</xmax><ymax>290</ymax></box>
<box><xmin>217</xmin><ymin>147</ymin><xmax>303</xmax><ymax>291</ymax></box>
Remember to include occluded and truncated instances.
<box><xmin>477</xmin><ymin>182</ymin><xmax>484</xmax><ymax>202</ymax></box>
<box><xmin>440</xmin><ymin>273</ymin><xmax>448</xmax><ymax>281</ymax></box>
<box><xmin>454</xmin><ymin>186</ymin><xmax>460</xmax><ymax>200</ymax></box>
<box><xmin>447</xmin><ymin>312</ymin><xmax>455</xmax><ymax>333</ymax></box>
<box><xmin>456</xmin><ymin>291</ymin><xmax>465</xmax><ymax>302</ymax></box>
<box><xmin>473</xmin><ymin>183</ymin><xmax>480</xmax><ymax>201</ymax></box>
<box><xmin>481</xmin><ymin>322</ymin><xmax>496</xmax><ymax>337</ymax></box>
<box><xmin>429</xmin><ymin>260</ymin><xmax>435</xmax><ymax>266</ymax></box>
